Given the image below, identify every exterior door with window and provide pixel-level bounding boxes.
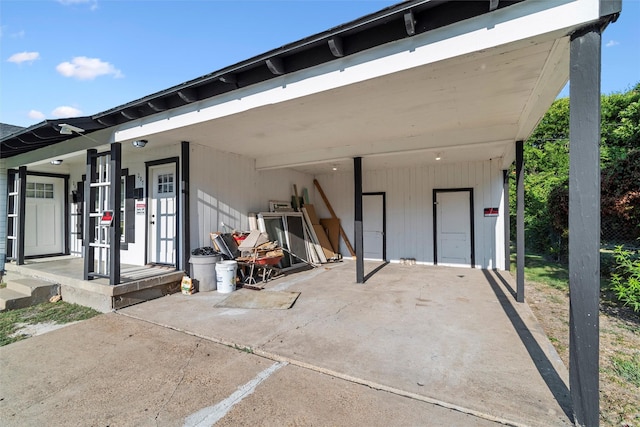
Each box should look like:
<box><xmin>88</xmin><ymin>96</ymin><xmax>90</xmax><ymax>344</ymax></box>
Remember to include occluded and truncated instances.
<box><xmin>24</xmin><ymin>176</ymin><xmax>65</xmax><ymax>256</ymax></box>
<box><xmin>149</xmin><ymin>165</ymin><xmax>176</xmax><ymax>265</ymax></box>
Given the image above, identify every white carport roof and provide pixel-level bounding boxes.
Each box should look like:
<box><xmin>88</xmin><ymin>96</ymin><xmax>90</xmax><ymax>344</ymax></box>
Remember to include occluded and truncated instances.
<box><xmin>2</xmin><ymin>0</ymin><xmax>619</xmax><ymax>173</ymax></box>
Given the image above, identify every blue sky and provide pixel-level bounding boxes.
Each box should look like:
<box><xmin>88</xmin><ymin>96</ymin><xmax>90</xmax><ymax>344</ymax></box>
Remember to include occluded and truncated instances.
<box><xmin>1</xmin><ymin>0</ymin><xmax>638</xmax><ymax>128</ymax></box>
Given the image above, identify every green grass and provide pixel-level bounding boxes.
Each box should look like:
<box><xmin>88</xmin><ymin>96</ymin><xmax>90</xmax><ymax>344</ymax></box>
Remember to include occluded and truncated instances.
<box><xmin>510</xmin><ymin>253</ymin><xmax>570</xmax><ymax>291</ymax></box>
<box><xmin>611</xmin><ymin>354</ymin><xmax>640</xmax><ymax>387</ymax></box>
<box><xmin>0</xmin><ymin>301</ymin><xmax>100</xmax><ymax>346</ymax></box>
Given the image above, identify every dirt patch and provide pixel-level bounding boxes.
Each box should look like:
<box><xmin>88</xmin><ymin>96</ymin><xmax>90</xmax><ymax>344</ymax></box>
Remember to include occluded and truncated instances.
<box><xmin>526</xmin><ymin>281</ymin><xmax>640</xmax><ymax>427</ymax></box>
<box><xmin>10</xmin><ymin>321</ymin><xmax>80</xmax><ymax>339</ymax></box>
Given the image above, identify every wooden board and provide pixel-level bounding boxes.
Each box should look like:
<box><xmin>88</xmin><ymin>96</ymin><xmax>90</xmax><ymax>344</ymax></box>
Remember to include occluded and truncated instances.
<box><xmin>320</xmin><ymin>218</ymin><xmax>340</xmax><ymax>253</ymax></box>
<box><xmin>313</xmin><ymin>224</ymin><xmax>336</xmax><ymax>260</ymax></box>
<box><xmin>303</xmin><ymin>204</ymin><xmax>320</xmax><ymax>225</ymax></box>
<box><xmin>301</xmin><ymin>207</ymin><xmax>327</xmax><ymax>263</ymax></box>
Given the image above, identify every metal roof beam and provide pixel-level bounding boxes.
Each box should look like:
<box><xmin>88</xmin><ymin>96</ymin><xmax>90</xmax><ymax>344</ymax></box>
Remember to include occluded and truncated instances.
<box><xmin>490</xmin><ymin>0</ymin><xmax>499</xmax><ymax>11</ymax></box>
<box><xmin>147</xmin><ymin>99</ymin><xmax>167</xmax><ymax>112</ymax></box>
<box><xmin>121</xmin><ymin>109</ymin><xmax>140</xmax><ymax>120</ymax></box>
<box><xmin>219</xmin><ymin>74</ymin><xmax>237</xmax><ymax>84</ymax></box>
<box><xmin>328</xmin><ymin>37</ymin><xmax>344</xmax><ymax>57</ymax></box>
<box><xmin>266</xmin><ymin>58</ymin><xmax>285</xmax><ymax>75</ymax></box>
<box><xmin>178</xmin><ymin>88</ymin><xmax>198</xmax><ymax>103</ymax></box>
<box><xmin>404</xmin><ymin>11</ymin><xmax>416</xmax><ymax>36</ymax></box>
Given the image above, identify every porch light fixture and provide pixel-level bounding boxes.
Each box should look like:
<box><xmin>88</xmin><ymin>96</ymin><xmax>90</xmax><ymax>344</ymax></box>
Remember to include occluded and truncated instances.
<box><xmin>132</xmin><ymin>139</ymin><xmax>148</xmax><ymax>148</ymax></box>
<box><xmin>435</xmin><ymin>153</ymin><xmax>442</xmax><ymax>161</ymax></box>
<box><xmin>50</xmin><ymin>159</ymin><xmax>63</xmax><ymax>165</ymax></box>
<box><xmin>58</xmin><ymin>123</ymin><xmax>85</xmax><ymax>135</ymax></box>
<box><xmin>332</xmin><ymin>165</ymin><xmax>338</xmax><ymax>171</ymax></box>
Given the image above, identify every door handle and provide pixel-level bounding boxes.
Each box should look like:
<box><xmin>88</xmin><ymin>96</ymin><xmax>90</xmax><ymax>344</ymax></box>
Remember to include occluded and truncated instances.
<box><xmin>150</xmin><ymin>221</ymin><xmax>155</xmax><ymax>225</ymax></box>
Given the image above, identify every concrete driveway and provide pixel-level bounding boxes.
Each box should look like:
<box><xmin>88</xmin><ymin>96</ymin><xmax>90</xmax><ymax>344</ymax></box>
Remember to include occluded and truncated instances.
<box><xmin>0</xmin><ymin>262</ymin><xmax>572</xmax><ymax>426</ymax></box>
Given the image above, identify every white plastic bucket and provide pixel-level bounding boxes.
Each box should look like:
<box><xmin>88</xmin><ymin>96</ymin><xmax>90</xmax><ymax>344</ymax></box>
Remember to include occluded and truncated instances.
<box><xmin>215</xmin><ymin>260</ymin><xmax>238</xmax><ymax>293</ymax></box>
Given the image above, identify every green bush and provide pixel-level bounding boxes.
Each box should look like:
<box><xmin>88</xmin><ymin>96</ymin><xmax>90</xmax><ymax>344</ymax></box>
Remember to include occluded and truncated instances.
<box><xmin>610</xmin><ymin>245</ymin><xmax>640</xmax><ymax>312</ymax></box>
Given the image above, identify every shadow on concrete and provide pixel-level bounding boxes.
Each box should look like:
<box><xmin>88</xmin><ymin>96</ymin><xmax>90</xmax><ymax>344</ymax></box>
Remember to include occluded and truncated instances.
<box><xmin>494</xmin><ymin>269</ymin><xmax>517</xmax><ymax>299</ymax></box>
<box><xmin>482</xmin><ymin>269</ymin><xmax>573</xmax><ymax>423</ymax></box>
<box><xmin>364</xmin><ymin>262</ymin><xmax>389</xmax><ymax>282</ymax></box>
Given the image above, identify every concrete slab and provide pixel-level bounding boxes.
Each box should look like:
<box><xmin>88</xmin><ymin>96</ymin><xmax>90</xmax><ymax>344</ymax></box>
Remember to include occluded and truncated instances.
<box><xmin>1</xmin><ymin>313</ymin><xmax>504</xmax><ymax>426</ymax></box>
<box><xmin>119</xmin><ymin>261</ymin><xmax>572</xmax><ymax>426</ymax></box>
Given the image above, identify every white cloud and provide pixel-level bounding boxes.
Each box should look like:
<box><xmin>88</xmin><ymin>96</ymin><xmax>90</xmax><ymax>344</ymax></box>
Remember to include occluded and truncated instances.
<box><xmin>28</xmin><ymin>110</ymin><xmax>46</xmax><ymax>120</ymax></box>
<box><xmin>605</xmin><ymin>40</ymin><xmax>620</xmax><ymax>48</ymax></box>
<box><xmin>56</xmin><ymin>56</ymin><xmax>123</xmax><ymax>80</ymax></box>
<box><xmin>8</xmin><ymin>51</ymin><xmax>40</xmax><ymax>64</ymax></box>
<box><xmin>52</xmin><ymin>106</ymin><xmax>83</xmax><ymax>118</ymax></box>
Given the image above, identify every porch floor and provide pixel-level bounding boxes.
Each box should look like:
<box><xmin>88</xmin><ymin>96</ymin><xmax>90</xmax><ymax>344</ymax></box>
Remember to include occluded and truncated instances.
<box><xmin>4</xmin><ymin>256</ymin><xmax>184</xmax><ymax>312</ymax></box>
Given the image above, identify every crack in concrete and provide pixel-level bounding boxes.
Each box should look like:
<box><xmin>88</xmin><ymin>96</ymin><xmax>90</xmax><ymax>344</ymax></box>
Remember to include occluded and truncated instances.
<box><xmin>262</xmin><ymin>302</ymin><xmax>350</xmax><ymax>347</ymax></box>
<box><xmin>155</xmin><ymin>338</ymin><xmax>202</xmax><ymax>425</ymax></box>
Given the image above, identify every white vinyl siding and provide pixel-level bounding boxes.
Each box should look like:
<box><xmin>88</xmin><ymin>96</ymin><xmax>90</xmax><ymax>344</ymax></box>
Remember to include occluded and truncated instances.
<box><xmin>189</xmin><ymin>143</ymin><xmax>315</xmax><ymax>249</ymax></box>
<box><xmin>314</xmin><ymin>159</ymin><xmax>506</xmax><ymax>269</ymax></box>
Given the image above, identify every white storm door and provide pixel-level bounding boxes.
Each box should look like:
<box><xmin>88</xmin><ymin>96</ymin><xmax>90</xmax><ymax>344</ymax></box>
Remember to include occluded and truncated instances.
<box><xmin>24</xmin><ymin>177</ymin><xmax>64</xmax><ymax>256</ymax></box>
<box><xmin>436</xmin><ymin>191</ymin><xmax>472</xmax><ymax>267</ymax></box>
<box><xmin>149</xmin><ymin>165</ymin><xmax>176</xmax><ymax>265</ymax></box>
<box><xmin>363</xmin><ymin>194</ymin><xmax>384</xmax><ymax>261</ymax></box>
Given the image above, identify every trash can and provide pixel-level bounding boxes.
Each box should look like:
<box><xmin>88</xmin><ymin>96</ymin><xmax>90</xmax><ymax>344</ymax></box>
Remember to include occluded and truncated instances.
<box><xmin>189</xmin><ymin>249</ymin><xmax>222</xmax><ymax>292</ymax></box>
<box><xmin>215</xmin><ymin>260</ymin><xmax>238</xmax><ymax>293</ymax></box>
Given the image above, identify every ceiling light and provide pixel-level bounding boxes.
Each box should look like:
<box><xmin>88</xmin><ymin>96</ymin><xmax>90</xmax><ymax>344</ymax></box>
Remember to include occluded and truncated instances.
<box><xmin>332</xmin><ymin>165</ymin><xmax>338</xmax><ymax>171</ymax></box>
<box><xmin>50</xmin><ymin>159</ymin><xmax>63</xmax><ymax>165</ymax></box>
<box><xmin>132</xmin><ymin>139</ymin><xmax>148</xmax><ymax>148</ymax></box>
<box><xmin>435</xmin><ymin>152</ymin><xmax>442</xmax><ymax>161</ymax></box>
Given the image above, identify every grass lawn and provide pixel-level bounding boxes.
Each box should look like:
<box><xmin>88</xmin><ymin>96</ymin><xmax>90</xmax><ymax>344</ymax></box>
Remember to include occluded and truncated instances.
<box><xmin>511</xmin><ymin>252</ymin><xmax>640</xmax><ymax>427</ymax></box>
<box><xmin>0</xmin><ymin>301</ymin><xmax>101</xmax><ymax>346</ymax></box>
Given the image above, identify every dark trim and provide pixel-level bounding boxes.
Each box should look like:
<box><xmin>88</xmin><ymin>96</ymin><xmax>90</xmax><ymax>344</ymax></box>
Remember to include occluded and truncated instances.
<box><xmin>109</xmin><ymin>143</ymin><xmax>122</xmax><ymax>286</ymax></box>
<box><xmin>354</xmin><ymin>157</ymin><xmax>364</xmax><ymax>283</ymax></box>
<box><xmin>363</xmin><ymin>192</ymin><xmax>386</xmax><ymax>261</ymax></box>
<box><xmin>25</xmin><ymin>253</ymin><xmax>65</xmax><ymax>260</ymax></box>
<box><xmin>181</xmin><ymin>141</ymin><xmax>191</xmax><ymax>272</ymax></box>
<box><xmin>432</xmin><ymin>188</ymin><xmax>475</xmax><ymax>268</ymax></box>
<box><xmin>516</xmin><ymin>140</ymin><xmax>525</xmax><ymax>302</ymax></box>
<box><xmin>503</xmin><ymin>170</ymin><xmax>511</xmax><ymax>272</ymax></box>
<box><xmin>25</xmin><ymin>171</ymin><xmax>70</xmax><ymax>179</ymax></box>
<box><xmin>145</xmin><ymin>157</ymin><xmax>180</xmax><ymax>266</ymax></box>
<box><xmin>83</xmin><ymin>149</ymin><xmax>97</xmax><ymax>280</ymax></box>
<box><xmin>17</xmin><ymin>166</ymin><xmax>26</xmax><ymax>265</ymax></box>
<box><xmin>64</xmin><ymin>177</ymin><xmax>70</xmax><ymax>255</ymax></box>
<box><xmin>569</xmin><ymin>27</ymin><xmax>601</xmax><ymax>427</ymax></box>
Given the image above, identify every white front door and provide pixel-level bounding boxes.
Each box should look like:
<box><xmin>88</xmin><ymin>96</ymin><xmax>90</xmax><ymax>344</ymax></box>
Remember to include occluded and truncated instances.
<box><xmin>25</xmin><ymin>176</ymin><xmax>64</xmax><ymax>256</ymax></box>
<box><xmin>363</xmin><ymin>194</ymin><xmax>384</xmax><ymax>261</ymax></box>
<box><xmin>436</xmin><ymin>190</ymin><xmax>472</xmax><ymax>267</ymax></box>
<box><xmin>149</xmin><ymin>165</ymin><xmax>176</xmax><ymax>265</ymax></box>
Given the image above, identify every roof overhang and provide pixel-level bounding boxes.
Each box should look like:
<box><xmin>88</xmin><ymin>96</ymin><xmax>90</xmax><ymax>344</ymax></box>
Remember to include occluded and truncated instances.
<box><xmin>2</xmin><ymin>0</ymin><xmax>620</xmax><ymax>173</ymax></box>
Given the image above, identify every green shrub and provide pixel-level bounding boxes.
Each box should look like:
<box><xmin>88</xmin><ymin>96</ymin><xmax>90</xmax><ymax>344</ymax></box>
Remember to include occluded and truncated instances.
<box><xmin>610</xmin><ymin>245</ymin><xmax>640</xmax><ymax>312</ymax></box>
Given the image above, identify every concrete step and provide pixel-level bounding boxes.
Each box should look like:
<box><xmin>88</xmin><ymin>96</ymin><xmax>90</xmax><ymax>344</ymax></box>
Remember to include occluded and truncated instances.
<box><xmin>0</xmin><ymin>276</ymin><xmax>59</xmax><ymax>312</ymax></box>
<box><xmin>0</xmin><ymin>288</ymin><xmax>32</xmax><ymax>311</ymax></box>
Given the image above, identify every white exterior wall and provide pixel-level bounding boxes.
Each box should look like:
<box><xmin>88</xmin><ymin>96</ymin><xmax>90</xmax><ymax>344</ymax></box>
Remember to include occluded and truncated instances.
<box><xmin>313</xmin><ymin>159</ymin><xmax>507</xmax><ymax>269</ymax></box>
<box><xmin>67</xmin><ymin>143</ymin><xmax>182</xmax><ymax>266</ymax></box>
<box><xmin>189</xmin><ymin>143</ymin><xmax>314</xmax><ymax>249</ymax></box>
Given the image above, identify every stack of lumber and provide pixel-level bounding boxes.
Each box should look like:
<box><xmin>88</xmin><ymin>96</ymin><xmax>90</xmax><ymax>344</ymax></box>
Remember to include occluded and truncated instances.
<box><xmin>301</xmin><ymin>204</ymin><xmax>340</xmax><ymax>263</ymax></box>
